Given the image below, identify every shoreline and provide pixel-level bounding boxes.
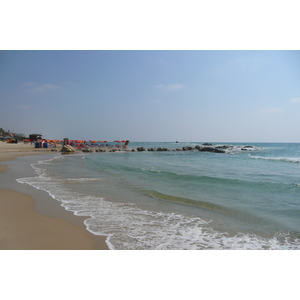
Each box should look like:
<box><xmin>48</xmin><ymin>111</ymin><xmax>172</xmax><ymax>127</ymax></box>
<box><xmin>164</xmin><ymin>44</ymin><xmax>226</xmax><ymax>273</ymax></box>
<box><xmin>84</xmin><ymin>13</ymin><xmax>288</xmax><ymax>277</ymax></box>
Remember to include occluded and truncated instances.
<box><xmin>0</xmin><ymin>142</ymin><xmax>108</xmax><ymax>250</ymax></box>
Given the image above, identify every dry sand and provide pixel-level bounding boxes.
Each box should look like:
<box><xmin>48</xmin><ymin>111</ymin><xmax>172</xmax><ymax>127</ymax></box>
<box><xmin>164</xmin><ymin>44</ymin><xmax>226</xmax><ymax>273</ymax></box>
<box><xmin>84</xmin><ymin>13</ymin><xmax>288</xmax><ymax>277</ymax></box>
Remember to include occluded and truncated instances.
<box><xmin>0</xmin><ymin>141</ymin><xmax>108</xmax><ymax>250</ymax></box>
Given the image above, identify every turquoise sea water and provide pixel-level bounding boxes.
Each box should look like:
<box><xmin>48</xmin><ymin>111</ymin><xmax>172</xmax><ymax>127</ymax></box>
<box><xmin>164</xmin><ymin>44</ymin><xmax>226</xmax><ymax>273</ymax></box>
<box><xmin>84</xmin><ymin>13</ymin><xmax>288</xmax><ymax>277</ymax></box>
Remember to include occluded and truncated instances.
<box><xmin>17</xmin><ymin>142</ymin><xmax>300</xmax><ymax>249</ymax></box>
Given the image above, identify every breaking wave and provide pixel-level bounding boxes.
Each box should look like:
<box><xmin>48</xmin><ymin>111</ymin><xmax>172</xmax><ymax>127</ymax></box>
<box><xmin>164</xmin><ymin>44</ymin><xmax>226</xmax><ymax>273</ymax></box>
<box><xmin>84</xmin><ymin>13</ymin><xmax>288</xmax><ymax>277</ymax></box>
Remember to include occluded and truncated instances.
<box><xmin>249</xmin><ymin>155</ymin><xmax>300</xmax><ymax>163</ymax></box>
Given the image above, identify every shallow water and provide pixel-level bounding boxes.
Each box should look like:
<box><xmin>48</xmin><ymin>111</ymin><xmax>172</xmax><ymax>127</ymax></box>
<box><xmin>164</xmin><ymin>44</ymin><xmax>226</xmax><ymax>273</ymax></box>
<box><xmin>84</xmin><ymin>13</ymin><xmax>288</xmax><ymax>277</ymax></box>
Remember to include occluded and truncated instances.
<box><xmin>17</xmin><ymin>142</ymin><xmax>300</xmax><ymax>249</ymax></box>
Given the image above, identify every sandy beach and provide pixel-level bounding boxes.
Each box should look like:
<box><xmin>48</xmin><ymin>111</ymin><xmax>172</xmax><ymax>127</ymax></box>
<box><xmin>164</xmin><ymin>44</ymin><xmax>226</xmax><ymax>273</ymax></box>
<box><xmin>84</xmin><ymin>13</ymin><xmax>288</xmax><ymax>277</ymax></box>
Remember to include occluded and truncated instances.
<box><xmin>0</xmin><ymin>141</ymin><xmax>108</xmax><ymax>250</ymax></box>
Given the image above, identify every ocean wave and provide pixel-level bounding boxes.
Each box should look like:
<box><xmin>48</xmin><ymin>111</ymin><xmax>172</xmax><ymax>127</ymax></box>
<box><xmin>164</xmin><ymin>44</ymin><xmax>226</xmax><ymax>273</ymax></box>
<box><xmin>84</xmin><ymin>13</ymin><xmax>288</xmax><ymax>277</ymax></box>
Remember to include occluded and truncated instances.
<box><xmin>249</xmin><ymin>156</ymin><xmax>300</xmax><ymax>163</ymax></box>
<box><xmin>64</xmin><ymin>178</ymin><xmax>104</xmax><ymax>183</ymax></box>
<box><xmin>16</xmin><ymin>172</ymin><xmax>300</xmax><ymax>250</ymax></box>
<box><xmin>83</xmin><ymin>199</ymin><xmax>300</xmax><ymax>250</ymax></box>
<box><xmin>15</xmin><ymin>146</ymin><xmax>300</xmax><ymax>250</ymax></box>
<box><xmin>144</xmin><ymin>190</ymin><xmax>278</xmax><ymax>226</ymax></box>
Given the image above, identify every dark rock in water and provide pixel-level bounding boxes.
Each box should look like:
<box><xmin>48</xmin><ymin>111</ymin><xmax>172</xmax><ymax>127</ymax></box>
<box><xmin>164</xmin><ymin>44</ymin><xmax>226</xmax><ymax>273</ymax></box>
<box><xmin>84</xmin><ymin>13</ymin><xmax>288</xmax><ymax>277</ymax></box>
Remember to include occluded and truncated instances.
<box><xmin>137</xmin><ymin>147</ymin><xmax>146</xmax><ymax>151</ymax></box>
<box><xmin>187</xmin><ymin>146</ymin><xmax>195</xmax><ymax>150</ymax></box>
<box><xmin>132</xmin><ymin>148</ymin><xmax>138</xmax><ymax>152</ymax></box>
<box><xmin>182</xmin><ymin>147</ymin><xmax>188</xmax><ymax>151</ymax></box>
<box><xmin>157</xmin><ymin>147</ymin><xmax>168</xmax><ymax>151</ymax></box>
<box><xmin>148</xmin><ymin>148</ymin><xmax>157</xmax><ymax>151</ymax></box>
<box><xmin>216</xmin><ymin>145</ymin><xmax>232</xmax><ymax>149</ymax></box>
<box><xmin>198</xmin><ymin>147</ymin><xmax>225</xmax><ymax>153</ymax></box>
<box><xmin>202</xmin><ymin>143</ymin><xmax>213</xmax><ymax>146</ymax></box>
<box><xmin>176</xmin><ymin>148</ymin><xmax>182</xmax><ymax>151</ymax></box>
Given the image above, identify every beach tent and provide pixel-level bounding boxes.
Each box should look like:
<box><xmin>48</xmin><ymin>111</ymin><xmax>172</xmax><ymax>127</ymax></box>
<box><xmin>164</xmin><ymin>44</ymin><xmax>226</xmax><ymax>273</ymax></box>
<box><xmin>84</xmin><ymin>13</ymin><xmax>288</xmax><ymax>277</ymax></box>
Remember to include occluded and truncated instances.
<box><xmin>29</xmin><ymin>133</ymin><xmax>42</xmax><ymax>142</ymax></box>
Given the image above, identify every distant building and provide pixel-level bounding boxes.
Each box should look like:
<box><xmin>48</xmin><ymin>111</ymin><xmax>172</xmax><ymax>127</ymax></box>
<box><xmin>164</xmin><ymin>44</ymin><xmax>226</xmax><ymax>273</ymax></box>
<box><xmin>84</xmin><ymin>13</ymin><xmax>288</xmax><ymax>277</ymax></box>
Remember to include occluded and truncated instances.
<box><xmin>29</xmin><ymin>133</ymin><xmax>43</xmax><ymax>142</ymax></box>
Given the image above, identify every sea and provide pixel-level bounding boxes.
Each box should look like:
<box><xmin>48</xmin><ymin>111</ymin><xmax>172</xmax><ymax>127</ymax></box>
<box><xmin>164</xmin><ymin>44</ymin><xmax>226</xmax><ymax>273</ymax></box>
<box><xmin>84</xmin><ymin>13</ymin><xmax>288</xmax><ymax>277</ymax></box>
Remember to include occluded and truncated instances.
<box><xmin>16</xmin><ymin>142</ymin><xmax>300</xmax><ymax>250</ymax></box>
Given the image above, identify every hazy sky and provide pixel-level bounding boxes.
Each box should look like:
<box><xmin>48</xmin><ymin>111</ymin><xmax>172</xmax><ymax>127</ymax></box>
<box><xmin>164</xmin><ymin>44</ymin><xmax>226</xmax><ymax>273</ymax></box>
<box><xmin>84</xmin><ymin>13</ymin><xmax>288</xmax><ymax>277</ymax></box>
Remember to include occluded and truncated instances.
<box><xmin>1</xmin><ymin>50</ymin><xmax>299</xmax><ymax>142</ymax></box>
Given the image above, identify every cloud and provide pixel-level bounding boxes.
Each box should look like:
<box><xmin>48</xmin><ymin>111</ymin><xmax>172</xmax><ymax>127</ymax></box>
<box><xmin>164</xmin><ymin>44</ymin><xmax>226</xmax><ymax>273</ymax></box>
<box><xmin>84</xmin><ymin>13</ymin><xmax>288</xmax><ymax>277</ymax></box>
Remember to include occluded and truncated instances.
<box><xmin>258</xmin><ymin>107</ymin><xmax>282</xmax><ymax>114</ymax></box>
<box><xmin>290</xmin><ymin>97</ymin><xmax>300</xmax><ymax>103</ymax></box>
<box><xmin>168</xmin><ymin>84</ymin><xmax>184</xmax><ymax>90</ymax></box>
<box><xmin>155</xmin><ymin>83</ymin><xmax>184</xmax><ymax>91</ymax></box>
<box><xmin>22</xmin><ymin>82</ymin><xmax>61</xmax><ymax>93</ymax></box>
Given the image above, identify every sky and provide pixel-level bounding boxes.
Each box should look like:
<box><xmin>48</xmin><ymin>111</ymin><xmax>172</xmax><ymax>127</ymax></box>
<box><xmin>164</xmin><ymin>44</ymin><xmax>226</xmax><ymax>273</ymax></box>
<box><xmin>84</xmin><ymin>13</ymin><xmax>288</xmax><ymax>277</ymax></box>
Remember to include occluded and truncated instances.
<box><xmin>0</xmin><ymin>50</ymin><xmax>300</xmax><ymax>142</ymax></box>
<box><xmin>1</xmin><ymin>50</ymin><xmax>300</xmax><ymax>142</ymax></box>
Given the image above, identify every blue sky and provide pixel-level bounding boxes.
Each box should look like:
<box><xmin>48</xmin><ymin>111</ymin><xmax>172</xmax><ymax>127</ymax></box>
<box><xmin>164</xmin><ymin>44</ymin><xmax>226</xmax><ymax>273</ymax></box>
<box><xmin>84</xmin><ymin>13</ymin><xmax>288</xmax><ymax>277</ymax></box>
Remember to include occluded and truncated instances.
<box><xmin>1</xmin><ymin>50</ymin><xmax>300</xmax><ymax>142</ymax></box>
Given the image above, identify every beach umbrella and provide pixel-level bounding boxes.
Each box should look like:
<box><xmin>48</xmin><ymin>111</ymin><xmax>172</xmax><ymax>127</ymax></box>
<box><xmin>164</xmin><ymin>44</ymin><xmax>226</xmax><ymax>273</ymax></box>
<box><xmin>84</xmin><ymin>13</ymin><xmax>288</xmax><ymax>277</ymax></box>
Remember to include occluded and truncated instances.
<box><xmin>121</xmin><ymin>140</ymin><xmax>126</xmax><ymax>143</ymax></box>
<box><xmin>103</xmin><ymin>140</ymin><xmax>108</xmax><ymax>143</ymax></box>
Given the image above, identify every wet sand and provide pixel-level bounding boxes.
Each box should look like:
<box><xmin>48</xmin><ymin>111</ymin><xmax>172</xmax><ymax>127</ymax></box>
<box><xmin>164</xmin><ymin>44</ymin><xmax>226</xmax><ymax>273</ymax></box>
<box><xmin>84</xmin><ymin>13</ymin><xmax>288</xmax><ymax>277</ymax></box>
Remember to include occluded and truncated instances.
<box><xmin>0</xmin><ymin>141</ymin><xmax>108</xmax><ymax>250</ymax></box>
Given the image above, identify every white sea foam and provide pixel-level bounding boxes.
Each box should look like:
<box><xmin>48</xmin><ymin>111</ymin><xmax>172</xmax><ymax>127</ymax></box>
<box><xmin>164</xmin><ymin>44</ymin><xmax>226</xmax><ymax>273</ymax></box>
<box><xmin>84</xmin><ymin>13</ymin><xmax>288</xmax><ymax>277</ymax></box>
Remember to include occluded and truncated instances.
<box><xmin>64</xmin><ymin>178</ymin><xmax>104</xmax><ymax>183</ymax></box>
<box><xmin>16</xmin><ymin>173</ymin><xmax>300</xmax><ymax>250</ymax></box>
<box><xmin>249</xmin><ymin>155</ymin><xmax>300</xmax><ymax>163</ymax></box>
<box><xmin>84</xmin><ymin>200</ymin><xmax>300</xmax><ymax>250</ymax></box>
<box><xmin>215</xmin><ymin>145</ymin><xmax>263</xmax><ymax>153</ymax></box>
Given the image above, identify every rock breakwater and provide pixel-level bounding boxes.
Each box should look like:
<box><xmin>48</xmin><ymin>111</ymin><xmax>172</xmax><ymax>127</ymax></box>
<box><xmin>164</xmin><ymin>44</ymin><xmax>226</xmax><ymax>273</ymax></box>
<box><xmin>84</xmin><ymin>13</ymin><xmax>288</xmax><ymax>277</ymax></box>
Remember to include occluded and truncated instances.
<box><xmin>130</xmin><ymin>145</ymin><xmax>226</xmax><ymax>153</ymax></box>
<box><xmin>75</xmin><ymin>144</ymin><xmax>258</xmax><ymax>154</ymax></box>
